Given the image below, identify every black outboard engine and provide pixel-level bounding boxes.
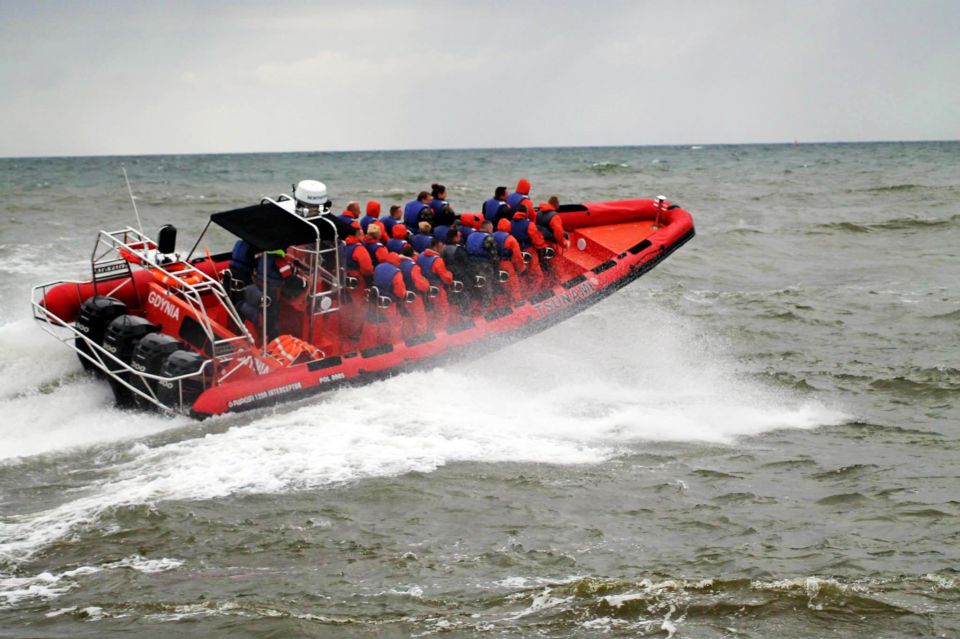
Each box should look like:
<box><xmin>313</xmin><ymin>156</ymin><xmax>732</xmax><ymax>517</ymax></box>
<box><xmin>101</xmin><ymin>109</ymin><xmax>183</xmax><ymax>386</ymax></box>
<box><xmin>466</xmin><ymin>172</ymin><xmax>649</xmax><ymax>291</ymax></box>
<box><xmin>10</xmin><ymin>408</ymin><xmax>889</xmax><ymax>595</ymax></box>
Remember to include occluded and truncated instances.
<box><xmin>157</xmin><ymin>350</ymin><xmax>210</xmax><ymax>410</ymax></box>
<box><xmin>130</xmin><ymin>333</ymin><xmax>182</xmax><ymax>409</ymax></box>
<box><xmin>102</xmin><ymin>315</ymin><xmax>157</xmax><ymax>407</ymax></box>
<box><xmin>75</xmin><ymin>296</ymin><xmax>128</xmax><ymax>374</ymax></box>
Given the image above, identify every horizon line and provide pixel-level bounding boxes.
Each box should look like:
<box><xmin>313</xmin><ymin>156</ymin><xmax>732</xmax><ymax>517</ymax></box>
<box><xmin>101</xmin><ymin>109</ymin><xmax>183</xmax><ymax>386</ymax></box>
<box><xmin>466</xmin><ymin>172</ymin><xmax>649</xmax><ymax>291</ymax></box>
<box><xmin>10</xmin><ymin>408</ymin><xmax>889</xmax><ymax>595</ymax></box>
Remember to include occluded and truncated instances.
<box><xmin>2</xmin><ymin>138</ymin><xmax>958</xmax><ymax>161</ymax></box>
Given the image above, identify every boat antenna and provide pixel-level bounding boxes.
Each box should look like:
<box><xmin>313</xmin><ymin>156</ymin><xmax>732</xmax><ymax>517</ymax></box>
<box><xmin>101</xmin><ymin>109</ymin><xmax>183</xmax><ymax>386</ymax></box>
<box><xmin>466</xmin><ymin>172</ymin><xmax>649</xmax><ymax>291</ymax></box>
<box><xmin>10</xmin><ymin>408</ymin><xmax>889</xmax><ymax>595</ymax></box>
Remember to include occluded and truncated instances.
<box><xmin>122</xmin><ymin>166</ymin><xmax>145</xmax><ymax>235</ymax></box>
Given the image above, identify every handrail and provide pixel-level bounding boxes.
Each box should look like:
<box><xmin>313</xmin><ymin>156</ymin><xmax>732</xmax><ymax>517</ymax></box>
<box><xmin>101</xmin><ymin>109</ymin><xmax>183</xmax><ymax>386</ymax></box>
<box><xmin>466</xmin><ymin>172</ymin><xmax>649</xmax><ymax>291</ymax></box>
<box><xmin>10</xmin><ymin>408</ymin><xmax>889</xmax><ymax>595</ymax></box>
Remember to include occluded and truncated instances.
<box><xmin>93</xmin><ymin>227</ymin><xmax>255</xmax><ymax>351</ymax></box>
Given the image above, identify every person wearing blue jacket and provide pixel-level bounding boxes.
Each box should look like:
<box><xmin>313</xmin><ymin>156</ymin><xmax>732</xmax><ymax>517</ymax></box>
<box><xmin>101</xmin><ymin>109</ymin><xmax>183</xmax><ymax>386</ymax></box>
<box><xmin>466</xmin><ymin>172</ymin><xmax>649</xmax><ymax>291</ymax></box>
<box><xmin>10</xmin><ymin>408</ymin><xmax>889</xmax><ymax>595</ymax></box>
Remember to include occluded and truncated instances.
<box><xmin>483</xmin><ymin>186</ymin><xmax>511</xmax><ymax>223</ymax></box>
<box><xmin>430</xmin><ymin>183</ymin><xmax>457</xmax><ymax>226</ymax></box>
<box><xmin>403</xmin><ymin>191</ymin><xmax>434</xmax><ymax>228</ymax></box>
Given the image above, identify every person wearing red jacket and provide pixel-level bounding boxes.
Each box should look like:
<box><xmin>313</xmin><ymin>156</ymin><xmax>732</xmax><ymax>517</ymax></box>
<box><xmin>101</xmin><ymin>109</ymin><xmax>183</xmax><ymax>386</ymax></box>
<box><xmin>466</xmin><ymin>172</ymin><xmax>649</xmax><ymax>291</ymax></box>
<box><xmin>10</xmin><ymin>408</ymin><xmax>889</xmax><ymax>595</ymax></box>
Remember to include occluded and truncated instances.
<box><xmin>362</xmin><ymin>261</ymin><xmax>408</xmax><ymax>349</ymax></box>
<box><xmin>416</xmin><ymin>237</ymin><xmax>455</xmax><ymax>328</ymax></box>
<box><xmin>339</xmin><ymin>222</ymin><xmax>373</xmax><ymax>341</ymax></box>
<box><xmin>384</xmin><ymin>223</ymin><xmax>411</xmax><ymax>256</ymax></box>
<box><xmin>397</xmin><ymin>245</ymin><xmax>430</xmax><ymax>336</ymax></box>
<box><xmin>536</xmin><ymin>200</ymin><xmax>569</xmax><ymax>257</ymax></box>
<box><xmin>341</xmin><ymin>223</ymin><xmax>374</xmax><ymax>280</ymax></box>
<box><xmin>507</xmin><ymin>178</ymin><xmax>535</xmax><ymax>216</ymax></box>
<box><xmin>510</xmin><ymin>207</ymin><xmax>546</xmax><ymax>292</ymax></box>
<box><xmin>362</xmin><ymin>225</ymin><xmax>390</xmax><ymax>269</ymax></box>
<box><xmin>362</xmin><ymin>200</ymin><xmax>388</xmax><ymax>239</ymax></box>
<box><xmin>373</xmin><ymin>262</ymin><xmax>408</xmax><ymax>301</ymax></box>
<box><xmin>338</xmin><ymin>201</ymin><xmax>362</xmax><ymax>226</ymax></box>
<box><xmin>491</xmin><ymin>219</ymin><xmax>526</xmax><ymax>304</ymax></box>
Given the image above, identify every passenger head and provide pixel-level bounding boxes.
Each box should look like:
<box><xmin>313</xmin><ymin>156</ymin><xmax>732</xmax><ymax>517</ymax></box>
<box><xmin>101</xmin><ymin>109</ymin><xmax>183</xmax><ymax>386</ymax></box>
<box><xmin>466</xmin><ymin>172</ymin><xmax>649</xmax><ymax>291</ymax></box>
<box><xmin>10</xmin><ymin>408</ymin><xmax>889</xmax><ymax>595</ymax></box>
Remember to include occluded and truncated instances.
<box><xmin>548</xmin><ymin>196</ymin><xmax>560</xmax><ymax>209</ymax></box>
<box><xmin>366</xmin><ymin>200</ymin><xmax>381</xmax><ymax>217</ymax></box>
<box><xmin>494</xmin><ymin>186</ymin><xmax>508</xmax><ymax>200</ymax></box>
<box><xmin>480</xmin><ymin>220</ymin><xmax>494</xmax><ymax>233</ymax></box>
<box><xmin>418</xmin><ymin>221</ymin><xmax>432</xmax><ymax>235</ymax></box>
<box><xmin>389</xmin><ymin>204</ymin><xmax>402</xmax><ymax>219</ymax></box>
<box><xmin>365</xmin><ymin>225</ymin><xmax>381</xmax><ymax>241</ymax></box>
<box><xmin>461</xmin><ymin>213</ymin><xmax>482</xmax><ymax>229</ymax></box>
<box><xmin>445</xmin><ymin>227</ymin><xmax>461</xmax><ymax>245</ymax></box>
<box><xmin>401</xmin><ymin>244</ymin><xmax>415</xmax><ymax>258</ymax></box>
<box><xmin>431</xmin><ymin>237</ymin><xmax>444</xmax><ymax>251</ymax></box>
<box><xmin>515</xmin><ymin>179</ymin><xmax>531</xmax><ymax>195</ymax></box>
<box><xmin>346</xmin><ymin>201</ymin><xmax>361</xmax><ymax>216</ymax></box>
<box><xmin>392</xmin><ymin>223</ymin><xmax>408</xmax><ymax>240</ymax></box>
<box><xmin>350</xmin><ymin>221</ymin><xmax>363</xmax><ymax>239</ymax></box>
<box><xmin>431</xmin><ymin>183</ymin><xmax>447</xmax><ymax>200</ymax></box>
<box><xmin>497</xmin><ymin>218</ymin><xmax>511</xmax><ymax>232</ymax></box>
<box><xmin>417</xmin><ymin>190</ymin><xmax>431</xmax><ymax>204</ymax></box>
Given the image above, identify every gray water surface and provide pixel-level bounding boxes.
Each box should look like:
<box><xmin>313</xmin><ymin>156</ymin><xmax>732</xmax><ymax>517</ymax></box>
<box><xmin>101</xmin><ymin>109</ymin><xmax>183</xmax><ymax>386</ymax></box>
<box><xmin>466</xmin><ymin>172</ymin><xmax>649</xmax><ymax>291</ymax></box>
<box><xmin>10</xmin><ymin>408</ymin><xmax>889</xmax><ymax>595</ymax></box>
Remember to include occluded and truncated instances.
<box><xmin>1</xmin><ymin>142</ymin><xmax>958</xmax><ymax>637</ymax></box>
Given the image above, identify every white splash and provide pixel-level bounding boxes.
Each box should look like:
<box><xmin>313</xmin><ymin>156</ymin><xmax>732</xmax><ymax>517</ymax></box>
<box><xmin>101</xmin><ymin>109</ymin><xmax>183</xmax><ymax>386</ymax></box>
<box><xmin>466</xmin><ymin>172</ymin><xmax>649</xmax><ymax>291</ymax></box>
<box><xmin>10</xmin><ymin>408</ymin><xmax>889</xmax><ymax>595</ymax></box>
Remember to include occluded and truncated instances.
<box><xmin>0</xmin><ymin>295</ymin><xmax>847</xmax><ymax>576</ymax></box>
<box><xmin>0</xmin><ymin>319</ymin><xmax>191</xmax><ymax>461</ymax></box>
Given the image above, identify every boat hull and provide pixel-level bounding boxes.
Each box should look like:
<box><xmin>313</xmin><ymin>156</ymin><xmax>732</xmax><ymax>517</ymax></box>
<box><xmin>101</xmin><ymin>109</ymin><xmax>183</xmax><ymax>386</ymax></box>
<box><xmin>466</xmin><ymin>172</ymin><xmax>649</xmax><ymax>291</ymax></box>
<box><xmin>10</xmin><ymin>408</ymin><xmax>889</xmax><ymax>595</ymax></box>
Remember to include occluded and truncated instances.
<box><xmin>190</xmin><ymin>200</ymin><xmax>695</xmax><ymax>417</ymax></box>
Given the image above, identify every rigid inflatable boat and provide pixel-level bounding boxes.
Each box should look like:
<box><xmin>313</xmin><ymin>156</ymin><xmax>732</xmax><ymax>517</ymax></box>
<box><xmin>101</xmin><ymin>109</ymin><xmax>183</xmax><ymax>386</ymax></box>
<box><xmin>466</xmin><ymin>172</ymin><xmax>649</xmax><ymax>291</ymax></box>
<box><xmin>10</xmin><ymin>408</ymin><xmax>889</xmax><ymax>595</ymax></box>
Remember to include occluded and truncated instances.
<box><xmin>32</xmin><ymin>195</ymin><xmax>694</xmax><ymax>418</ymax></box>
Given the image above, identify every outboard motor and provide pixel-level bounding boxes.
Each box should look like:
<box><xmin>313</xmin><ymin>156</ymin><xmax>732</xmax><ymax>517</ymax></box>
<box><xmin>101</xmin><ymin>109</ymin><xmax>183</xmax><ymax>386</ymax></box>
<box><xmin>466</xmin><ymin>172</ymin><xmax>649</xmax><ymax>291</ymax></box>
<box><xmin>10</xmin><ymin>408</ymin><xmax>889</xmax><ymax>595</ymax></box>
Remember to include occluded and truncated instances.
<box><xmin>157</xmin><ymin>350</ymin><xmax>210</xmax><ymax>410</ymax></box>
<box><xmin>102</xmin><ymin>315</ymin><xmax>158</xmax><ymax>406</ymax></box>
<box><xmin>75</xmin><ymin>296</ymin><xmax>128</xmax><ymax>374</ymax></box>
<box><xmin>130</xmin><ymin>333</ymin><xmax>182</xmax><ymax>409</ymax></box>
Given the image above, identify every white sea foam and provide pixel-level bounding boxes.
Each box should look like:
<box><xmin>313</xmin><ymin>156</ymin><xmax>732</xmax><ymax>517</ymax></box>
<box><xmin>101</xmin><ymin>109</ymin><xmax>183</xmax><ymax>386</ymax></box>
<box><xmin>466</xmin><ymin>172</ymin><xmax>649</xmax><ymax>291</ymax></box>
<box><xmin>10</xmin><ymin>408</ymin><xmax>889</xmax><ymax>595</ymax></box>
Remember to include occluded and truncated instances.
<box><xmin>0</xmin><ymin>555</ymin><xmax>182</xmax><ymax>607</ymax></box>
<box><xmin>0</xmin><ymin>296</ymin><xmax>847</xmax><ymax>576</ymax></box>
<box><xmin>0</xmin><ymin>566</ymin><xmax>100</xmax><ymax>607</ymax></box>
<box><xmin>0</xmin><ymin>320</ymin><xmax>188</xmax><ymax>461</ymax></box>
<box><xmin>105</xmin><ymin>554</ymin><xmax>183</xmax><ymax>574</ymax></box>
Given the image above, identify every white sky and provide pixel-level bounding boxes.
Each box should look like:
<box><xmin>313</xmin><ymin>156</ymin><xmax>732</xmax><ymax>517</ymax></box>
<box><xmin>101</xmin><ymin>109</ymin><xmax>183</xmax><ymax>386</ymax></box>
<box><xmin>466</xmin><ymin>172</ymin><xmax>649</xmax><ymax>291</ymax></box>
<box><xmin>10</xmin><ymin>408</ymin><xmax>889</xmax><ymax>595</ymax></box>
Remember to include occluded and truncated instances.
<box><xmin>1</xmin><ymin>0</ymin><xmax>958</xmax><ymax>157</ymax></box>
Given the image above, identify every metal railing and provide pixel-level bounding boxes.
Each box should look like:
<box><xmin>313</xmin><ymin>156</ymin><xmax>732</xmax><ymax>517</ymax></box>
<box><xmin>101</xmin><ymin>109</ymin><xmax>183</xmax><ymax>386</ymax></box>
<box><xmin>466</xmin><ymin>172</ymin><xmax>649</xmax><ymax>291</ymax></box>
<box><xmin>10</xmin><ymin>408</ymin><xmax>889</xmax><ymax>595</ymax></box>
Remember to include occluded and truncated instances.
<box><xmin>31</xmin><ymin>226</ymin><xmax>261</xmax><ymax>414</ymax></box>
<box><xmin>29</xmin><ymin>294</ymin><xmax>213</xmax><ymax>414</ymax></box>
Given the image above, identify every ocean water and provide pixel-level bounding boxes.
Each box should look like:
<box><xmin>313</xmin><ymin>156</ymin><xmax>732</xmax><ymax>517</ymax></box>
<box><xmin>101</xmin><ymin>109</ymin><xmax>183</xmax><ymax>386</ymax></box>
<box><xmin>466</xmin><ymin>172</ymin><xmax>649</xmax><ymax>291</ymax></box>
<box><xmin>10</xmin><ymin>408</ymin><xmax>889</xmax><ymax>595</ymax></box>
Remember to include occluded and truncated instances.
<box><xmin>0</xmin><ymin>142</ymin><xmax>957</xmax><ymax>637</ymax></box>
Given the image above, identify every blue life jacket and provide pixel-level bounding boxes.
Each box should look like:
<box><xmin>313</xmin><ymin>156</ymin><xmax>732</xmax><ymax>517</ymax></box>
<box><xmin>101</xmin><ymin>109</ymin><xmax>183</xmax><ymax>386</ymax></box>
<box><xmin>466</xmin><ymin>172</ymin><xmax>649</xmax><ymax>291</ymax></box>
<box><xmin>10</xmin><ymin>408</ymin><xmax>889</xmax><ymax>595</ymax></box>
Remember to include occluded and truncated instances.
<box><xmin>507</xmin><ymin>191</ymin><xmax>529</xmax><ymax>212</ymax></box>
<box><xmin>363</xmin><ymin>241</ymin><xmax>384</xmax><ymax>264</ymax></box>
<box><xmin>404</xmin><ymin>200</ymin><xmax>429</xmax><ymax>227</ymax></box>
<box><xmin>386</xmin><ymin>238</ymin><xmax>407</xmax><ymax>253</ymax></box>
<box><xmin>417</xmin><ymin>253</ymin><xmax>441</xmax><ymax>283</ymax></box>
<box><xmin>460</xmin><ymin>226</ymin><xmax>474</xmax><ymax>244</ymax></box>
<box><xmin>410</xmin><ymin>234</ymin><xmax>433</xmax><ymax>253</ymax></box>
<box><xmin>373</xmin><ymin>263</ymin><xmax>401</xmax><ymax>300</ymax></box>
<box><xmin>538</xmin><ymin>209</ymin><xmax>559</xmax><ymax>242</ymax></box>
<box><xmin>511</xmin><ymin>218</ymin><xmax>532</xmax><ymax>248</ymax></box>
<box><xmin>230</xmin><ymin>240</ymin><xmax>256</xmax><ymax>276</ymax></box>
<box><xmin>254</xmin><ymin>253</ymin><xmax>287</xmax><ymax>286</ymax></box>
<box><xmin>381</xmin><ymin>215</ymin><xmax>398</xmax><ymax>236</ymax></box>
<box><xmin>465</xmin><ymin>232</ymin><xmax>495</xmax><ymax>261</ymax></box>
<box><xmin>398</xmin><ymin>257</ymin><xmax>420</xmax><ymax>290</ymax></box>
<box><xmin>433</xmin><ymin>225</ymin><xmax>451</xmax><ymax>242</ymax></box>
<box><xmin>360</xmin><ymin>215</ymin><xmax>379</xmax><ymax>232</ymax></box>
<box><xmin>430</xmin><ymin>198</ymin><xmax>447</xmax><ymax>214</ymax></box>
<box><xmin>493</xmin><ymin>231</ymin><xmax>513</xmax><ymax>260</ymax></box>
<box><xmin>339</xmin><ymin>242</ymin><xmax>362</xmax><ymax>272</ymax></box>
<box><xmin>483</xmin><ymin>198</ymin><xmax>511</xmax><ymax>222</ymax></box>
<box><xmin>338</xmin><ymin>213</ymin><xmax>358</xmax><ymax>226</ymax></box>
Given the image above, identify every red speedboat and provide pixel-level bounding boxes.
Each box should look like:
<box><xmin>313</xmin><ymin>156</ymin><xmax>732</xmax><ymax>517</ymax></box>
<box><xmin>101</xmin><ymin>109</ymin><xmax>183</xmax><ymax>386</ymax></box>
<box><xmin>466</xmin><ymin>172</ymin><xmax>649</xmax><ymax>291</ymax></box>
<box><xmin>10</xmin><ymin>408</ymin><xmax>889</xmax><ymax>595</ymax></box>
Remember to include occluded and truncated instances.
<box><xmin>32</xmin><ymin>195</ymin><xmax>694</xmax><ymax>418</ymax></box>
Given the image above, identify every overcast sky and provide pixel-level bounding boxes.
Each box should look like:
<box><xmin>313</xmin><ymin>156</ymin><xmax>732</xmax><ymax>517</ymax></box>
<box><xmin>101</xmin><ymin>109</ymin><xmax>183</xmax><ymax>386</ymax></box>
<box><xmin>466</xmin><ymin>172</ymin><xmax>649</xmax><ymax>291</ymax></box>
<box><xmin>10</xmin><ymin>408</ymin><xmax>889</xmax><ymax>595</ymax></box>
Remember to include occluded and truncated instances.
<box><xmin>1</xmin><ymin>0</ymin><xmax>957</xmax><ymax>157</ymax></box>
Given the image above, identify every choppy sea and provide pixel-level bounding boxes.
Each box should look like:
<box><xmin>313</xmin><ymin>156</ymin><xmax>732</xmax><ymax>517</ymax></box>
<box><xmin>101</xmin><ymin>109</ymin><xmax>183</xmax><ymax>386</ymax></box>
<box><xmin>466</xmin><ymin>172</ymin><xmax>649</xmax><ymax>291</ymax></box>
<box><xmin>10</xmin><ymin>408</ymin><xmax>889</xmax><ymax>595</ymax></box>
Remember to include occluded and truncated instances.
<box><xmin>0</xmin><ymin>142</ymin><xmax>957</xmax><ymax>637</ymax></box>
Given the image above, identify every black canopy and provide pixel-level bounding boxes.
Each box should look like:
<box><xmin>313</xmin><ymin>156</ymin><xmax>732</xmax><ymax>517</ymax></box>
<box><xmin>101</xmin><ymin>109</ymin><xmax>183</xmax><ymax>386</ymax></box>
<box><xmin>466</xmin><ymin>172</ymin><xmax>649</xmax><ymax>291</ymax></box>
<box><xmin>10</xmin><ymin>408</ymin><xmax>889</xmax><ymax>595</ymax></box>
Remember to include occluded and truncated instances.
<box><xmin>210</xmin><ymin>202</ymin><xmax>352</xmax><ymax>250</ymax></box>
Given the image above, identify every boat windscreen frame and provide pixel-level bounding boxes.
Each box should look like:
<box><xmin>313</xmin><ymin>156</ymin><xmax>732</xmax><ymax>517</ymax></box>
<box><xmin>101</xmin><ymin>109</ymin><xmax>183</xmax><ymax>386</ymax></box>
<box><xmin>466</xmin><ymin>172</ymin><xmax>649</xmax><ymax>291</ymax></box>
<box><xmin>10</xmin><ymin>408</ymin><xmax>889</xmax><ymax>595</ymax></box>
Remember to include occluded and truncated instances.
<box><xmin>191</xmin><ymin>200</ymin><xmax>353</xmax><ymax>351</ymax></box>
<box><xmin>206</xmin><ymin>201</ymin><xmax>356</xmax><ymax>248</ymax></box>
<box><xmin>209</xmin><ymin>202</ymin><xmax>323</xmax><ymax>251</ymax></box>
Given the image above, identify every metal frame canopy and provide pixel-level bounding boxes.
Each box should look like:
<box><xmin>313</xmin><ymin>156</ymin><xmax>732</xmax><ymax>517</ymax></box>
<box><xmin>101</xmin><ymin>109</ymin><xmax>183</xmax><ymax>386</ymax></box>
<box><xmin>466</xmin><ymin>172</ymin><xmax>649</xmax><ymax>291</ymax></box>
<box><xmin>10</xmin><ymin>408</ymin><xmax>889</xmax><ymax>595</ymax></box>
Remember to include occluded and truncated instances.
<box><xmin>210</xmin><ymin>202</ymin><xmax>351</xmax><ymax>249</ymax></box>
